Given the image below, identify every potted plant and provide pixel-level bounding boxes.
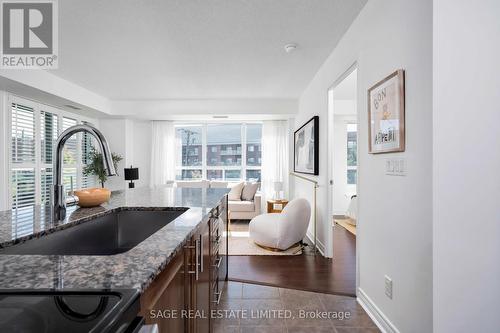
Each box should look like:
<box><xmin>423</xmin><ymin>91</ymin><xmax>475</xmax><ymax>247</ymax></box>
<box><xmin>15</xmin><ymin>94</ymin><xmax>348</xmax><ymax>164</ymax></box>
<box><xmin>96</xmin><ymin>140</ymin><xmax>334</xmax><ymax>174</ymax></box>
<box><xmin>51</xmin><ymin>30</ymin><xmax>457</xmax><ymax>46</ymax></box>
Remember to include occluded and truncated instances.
<box><xmin>83</xmin><ymin>146</ymin><xmax>123</xmax><ymax>188</ymax></box>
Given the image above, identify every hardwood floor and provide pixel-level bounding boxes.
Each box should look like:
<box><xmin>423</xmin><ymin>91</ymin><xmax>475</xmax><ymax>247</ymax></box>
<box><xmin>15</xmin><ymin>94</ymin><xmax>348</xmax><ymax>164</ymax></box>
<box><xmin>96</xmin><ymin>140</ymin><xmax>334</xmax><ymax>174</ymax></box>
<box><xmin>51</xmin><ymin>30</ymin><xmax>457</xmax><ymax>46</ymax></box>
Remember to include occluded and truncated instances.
<box><xmin>228</xmin><ymin>222</ymin><xmax>356</xmax><ymax>296</ymax></box>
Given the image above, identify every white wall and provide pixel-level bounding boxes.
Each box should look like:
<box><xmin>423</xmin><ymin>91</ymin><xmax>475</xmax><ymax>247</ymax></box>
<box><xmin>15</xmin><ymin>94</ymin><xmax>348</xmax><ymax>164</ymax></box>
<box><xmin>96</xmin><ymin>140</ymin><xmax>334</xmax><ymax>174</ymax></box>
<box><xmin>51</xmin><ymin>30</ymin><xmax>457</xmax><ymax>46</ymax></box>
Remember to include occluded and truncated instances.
<box><xmin>111</xmin><ymin>99</ymin><xmax>297</xmax><ymax>120</ymax></box>
<box><xmin>0</xmin><ymin>71</ymin><xmax>297</xmax><ymax>121</ymax></box>
<box><xmin>433</xmin><ymin>1</ymin><xmax>500</xmax><ymax>332</ymax></box>
<box><xmin>132</xmin><ymin>120</ymin><xmax>152</xmax><ymax>189</ymax></box>
<box><xmin>99</xmin><ymin>119</ymin><xmax>128</xmax><ymax>191</ymax></box>
<box><xmin>99</xmin><ymin>118</ymin><xmax>152</xmax><ymax>190</ymax></box>
<box><xmin>0</xmin><ymin>69</ymin><xmax>111</xmax><ymax>115</ymax></box>
<box><xmin>292</xmin><ymin>0</ymin><xmax>432</xmax><ymax>331</ymax></box>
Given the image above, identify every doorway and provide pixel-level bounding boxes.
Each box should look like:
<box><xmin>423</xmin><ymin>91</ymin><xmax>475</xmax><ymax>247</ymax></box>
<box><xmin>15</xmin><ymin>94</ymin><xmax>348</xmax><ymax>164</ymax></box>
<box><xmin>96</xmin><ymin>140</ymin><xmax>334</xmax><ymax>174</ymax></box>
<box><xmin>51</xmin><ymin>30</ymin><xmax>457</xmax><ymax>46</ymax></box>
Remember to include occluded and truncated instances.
<box><xmin>228</xmin><ymin>67</ymin><xmax>360</xmax><ymax>297</ymax></box>
<box><xmin>327</xmin><ymin>66</ymin><xmax>358</xmax><ymax>290</ymax></box>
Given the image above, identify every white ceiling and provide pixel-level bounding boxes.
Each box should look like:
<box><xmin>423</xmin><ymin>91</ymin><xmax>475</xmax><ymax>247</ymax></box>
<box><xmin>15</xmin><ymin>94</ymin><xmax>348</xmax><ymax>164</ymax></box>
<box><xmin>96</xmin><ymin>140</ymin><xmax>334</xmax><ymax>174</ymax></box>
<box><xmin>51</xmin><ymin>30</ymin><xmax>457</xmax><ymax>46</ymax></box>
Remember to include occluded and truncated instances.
<box><xmin>51</xmin><ymin>0</ymin><xmax>367</xmax><ymax>100</ymax></box>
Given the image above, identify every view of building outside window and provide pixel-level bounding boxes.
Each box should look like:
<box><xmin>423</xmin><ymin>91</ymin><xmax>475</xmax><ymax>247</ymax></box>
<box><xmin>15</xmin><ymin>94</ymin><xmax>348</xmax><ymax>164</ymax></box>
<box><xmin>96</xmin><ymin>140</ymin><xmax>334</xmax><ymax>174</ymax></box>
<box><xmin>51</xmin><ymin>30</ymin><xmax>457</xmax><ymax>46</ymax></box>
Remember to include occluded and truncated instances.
<box><xmin>175</xmin><ymin>125</ymin><xmax>203</xmax><ymax>180</ymax></box>
<box><xmin>245</xmin><ymin>124</ymin><xmax>262</xmax><ymax>182</ymax></box>
<box><xmin>207</xmin><ymin>124</ymin><xmax>242</xmax><ymax>167</ymax></box>
<box><xmin>347</xmin><ymin>123</ymin><xmax>357</xmax><ymax>185</ymax></box>
<box><xmin>175</xmin><ymin>123</ymin><xmax>262</xmax><ymax>181</ymax></box>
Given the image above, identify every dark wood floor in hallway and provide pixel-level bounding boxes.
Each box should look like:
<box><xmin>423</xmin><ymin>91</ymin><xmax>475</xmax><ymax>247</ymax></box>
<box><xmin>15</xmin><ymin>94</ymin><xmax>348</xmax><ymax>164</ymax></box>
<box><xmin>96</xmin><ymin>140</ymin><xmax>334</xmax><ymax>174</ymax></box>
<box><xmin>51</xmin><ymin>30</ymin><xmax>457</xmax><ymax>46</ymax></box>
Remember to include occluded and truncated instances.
<box><xmin>228</xmin><ymin>224</ymin><xmax>356</xmax><ymax>296</ymax></box>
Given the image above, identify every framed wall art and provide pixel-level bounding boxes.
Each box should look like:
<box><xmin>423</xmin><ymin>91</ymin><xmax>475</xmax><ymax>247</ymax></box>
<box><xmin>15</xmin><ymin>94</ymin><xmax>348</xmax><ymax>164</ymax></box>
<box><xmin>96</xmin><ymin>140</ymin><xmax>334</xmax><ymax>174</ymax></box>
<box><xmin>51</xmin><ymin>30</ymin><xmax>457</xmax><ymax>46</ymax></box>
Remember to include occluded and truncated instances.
<box><xmin>294</xmin><ymin>116</ymin><xmax>319</xmax><ymax>175</ymax></box>
<box><xmin>368</xmin><ymin>69</ymin><xmax>405</xmax><ymax>154</ymax></box>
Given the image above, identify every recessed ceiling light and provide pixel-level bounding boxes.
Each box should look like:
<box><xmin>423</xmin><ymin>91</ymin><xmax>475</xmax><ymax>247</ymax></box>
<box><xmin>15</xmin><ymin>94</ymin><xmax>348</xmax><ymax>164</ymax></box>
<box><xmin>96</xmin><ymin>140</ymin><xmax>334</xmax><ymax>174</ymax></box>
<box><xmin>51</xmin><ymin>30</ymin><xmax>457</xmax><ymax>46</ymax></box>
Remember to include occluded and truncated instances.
<box><xmin>284</xmin><ymin>43</ymin><xmax>298</xmax><ymax>53</ymax></box>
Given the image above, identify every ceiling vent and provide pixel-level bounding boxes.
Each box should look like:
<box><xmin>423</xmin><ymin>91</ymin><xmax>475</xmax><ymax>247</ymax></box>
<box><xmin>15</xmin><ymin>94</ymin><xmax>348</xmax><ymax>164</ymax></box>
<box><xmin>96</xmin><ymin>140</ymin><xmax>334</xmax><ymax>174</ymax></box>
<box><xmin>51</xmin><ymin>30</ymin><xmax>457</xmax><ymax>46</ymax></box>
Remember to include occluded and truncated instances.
<box><xmin>64</xmin><ymin>104</ymin><xmax>81</xmax><ymax>110</ymax></box>
<box><xmin>212</xmin><ymin>115</ymin><xmax>229</xmax><ymax>119</ymax></box>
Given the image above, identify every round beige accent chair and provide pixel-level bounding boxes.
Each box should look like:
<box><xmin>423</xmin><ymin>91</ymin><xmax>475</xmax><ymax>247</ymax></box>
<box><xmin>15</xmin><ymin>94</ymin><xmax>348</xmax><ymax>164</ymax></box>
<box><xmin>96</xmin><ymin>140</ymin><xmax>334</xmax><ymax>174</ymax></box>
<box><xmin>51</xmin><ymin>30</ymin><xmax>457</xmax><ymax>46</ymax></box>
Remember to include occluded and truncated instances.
<box><xmin>249</xmin><ymin>198</ymin><xmax>311</xmax><ymax>251</ymax></box>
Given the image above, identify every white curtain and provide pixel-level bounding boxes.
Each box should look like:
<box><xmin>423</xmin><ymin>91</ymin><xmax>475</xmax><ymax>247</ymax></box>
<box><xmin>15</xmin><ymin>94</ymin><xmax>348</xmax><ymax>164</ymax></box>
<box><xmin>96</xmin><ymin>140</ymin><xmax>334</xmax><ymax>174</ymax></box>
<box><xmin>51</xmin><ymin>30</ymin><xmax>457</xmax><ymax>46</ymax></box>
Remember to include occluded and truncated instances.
<box><xmin>261</xmin><ymin>120</ymin><xmax>289</xmax><ymax>202</ymax></box>
<box><xmin>150</xmin><ymin>121</ymin><xmax>176</xmax><ymax>187</ymax></box>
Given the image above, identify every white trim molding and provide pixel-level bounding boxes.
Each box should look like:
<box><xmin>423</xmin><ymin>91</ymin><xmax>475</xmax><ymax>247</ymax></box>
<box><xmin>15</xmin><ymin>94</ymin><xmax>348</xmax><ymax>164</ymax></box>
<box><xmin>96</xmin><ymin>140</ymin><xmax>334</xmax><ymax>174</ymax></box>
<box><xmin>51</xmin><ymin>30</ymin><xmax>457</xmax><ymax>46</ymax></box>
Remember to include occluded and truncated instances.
<box><xmin>305</xmin><ymin>232</ymin><xmax>327</xmax><ymax>257</ymax></box>
<box><xmin>0</xmin><ymin>91</ymin><xmax>10</xmax><ymax>210</ymax></box>
<box><xmin>357</xmin><ymin>288</ymin><xmax>400</xmax><ymax>333</ymax></box>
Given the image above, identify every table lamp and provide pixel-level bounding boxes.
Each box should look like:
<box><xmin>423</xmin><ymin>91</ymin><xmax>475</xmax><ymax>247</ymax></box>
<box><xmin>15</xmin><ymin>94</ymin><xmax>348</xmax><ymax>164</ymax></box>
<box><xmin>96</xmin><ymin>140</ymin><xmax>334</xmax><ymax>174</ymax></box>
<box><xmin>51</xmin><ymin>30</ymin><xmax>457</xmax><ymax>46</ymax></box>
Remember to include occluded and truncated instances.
<box><xmin>124</xmin><ymin>166</ymin><xmax>139</xmax><ymax>188</ymax></box>
<box><xmin>273</xmin><ymin>181</ymin><xmax>283</xmax><ymax>200</ymax></box>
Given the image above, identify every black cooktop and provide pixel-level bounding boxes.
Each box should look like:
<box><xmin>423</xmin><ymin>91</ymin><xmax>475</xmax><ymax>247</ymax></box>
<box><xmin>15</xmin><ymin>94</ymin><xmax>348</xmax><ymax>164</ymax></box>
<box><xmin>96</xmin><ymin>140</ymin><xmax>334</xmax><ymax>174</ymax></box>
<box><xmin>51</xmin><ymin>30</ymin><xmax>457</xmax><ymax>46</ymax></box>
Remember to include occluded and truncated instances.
<box><xmin>0</xmin><ymin>289</ymin><xmax>140</xmax><ymax>333</ymax></box>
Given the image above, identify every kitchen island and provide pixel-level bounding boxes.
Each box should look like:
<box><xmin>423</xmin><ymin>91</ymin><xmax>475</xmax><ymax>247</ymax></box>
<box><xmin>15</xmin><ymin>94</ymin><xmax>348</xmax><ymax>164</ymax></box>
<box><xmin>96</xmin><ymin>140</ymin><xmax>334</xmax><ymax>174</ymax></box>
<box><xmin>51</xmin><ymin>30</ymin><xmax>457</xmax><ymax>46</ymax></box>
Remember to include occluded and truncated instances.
<box><xmin>0</xmin><ymin>186</ymin><xmax>229</xmax><ymax>332</ymax></box>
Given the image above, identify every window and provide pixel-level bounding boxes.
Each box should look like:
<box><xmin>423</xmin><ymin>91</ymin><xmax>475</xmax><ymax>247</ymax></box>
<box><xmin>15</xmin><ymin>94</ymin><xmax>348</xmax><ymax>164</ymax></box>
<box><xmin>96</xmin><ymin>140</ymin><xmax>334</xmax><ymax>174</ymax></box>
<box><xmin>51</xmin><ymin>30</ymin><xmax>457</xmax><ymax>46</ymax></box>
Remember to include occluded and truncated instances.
<box><xmin>245</xmin><ymin>124</ymin><xmax>262</xmax><ymax>182</ymax></box>
<box><xmin>347</xmin><ymin>123</ymin><xmax>357</xmax><ymax>185</ymax></box>
<box><xmin>11</xmin><ymin>103</ymin><xmax>36</xmax><ymax>209</ymax></box>
<box><xmin>207</xmin><ymin>124</ymin><xmax>241</xmax><ymax>168</ymax></box>
<box><xmin>81</xmin><ymin>121</ymin><xmax>97</xmax><ymax>188</ymax></box>
<box><xmin>175</xmin><ymin>123</ymin><xmax>262</xmax><ymax>181</ymax></box>
<box><xmin>62</xmin><ymin>117</ymin><xmax>78</xmax><ymax>193</ymax></box>
<box><xmin>9</xmin><ymin>97</ymin><xmax>97</xmax><ymax>210</ymax></box>
<box><xmin>40</xmin><ymin>110</ymin><xmax>59</xmax><ymax>205</ymax></box>
<box><xmin>175</xmin><ymin>125</ymin><xmax>202</xmax><ymax>180</ymax></box>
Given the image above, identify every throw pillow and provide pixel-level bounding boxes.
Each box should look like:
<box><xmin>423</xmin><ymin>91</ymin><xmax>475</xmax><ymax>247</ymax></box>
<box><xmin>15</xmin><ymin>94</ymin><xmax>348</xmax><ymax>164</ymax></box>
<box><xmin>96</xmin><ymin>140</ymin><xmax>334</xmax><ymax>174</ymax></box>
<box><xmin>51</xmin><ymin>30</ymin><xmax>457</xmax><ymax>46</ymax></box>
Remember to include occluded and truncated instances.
<box><xmin>227</xmin><ymin>182</ymin><xmax>245</xmax><ymax>201</ymax></box>
<box><xmin>241</xmin><ymin>182</ymin><xmax>259</xmax><ymax>201</ymax></box>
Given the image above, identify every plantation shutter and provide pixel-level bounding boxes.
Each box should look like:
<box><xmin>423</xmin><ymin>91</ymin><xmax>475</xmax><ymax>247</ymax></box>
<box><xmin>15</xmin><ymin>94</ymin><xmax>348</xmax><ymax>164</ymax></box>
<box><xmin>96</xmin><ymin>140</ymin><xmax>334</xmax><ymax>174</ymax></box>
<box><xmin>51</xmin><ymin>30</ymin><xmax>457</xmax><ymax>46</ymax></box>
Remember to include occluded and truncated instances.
<box><xmin>62</xmin><ymin>117</ymin><xmax>78</xmax><ymax>193</ymax></box>
<box><xmin>11</xmin><ymin>103</ymin><xmax>35</xmax><ymax>164</ymax></box>
<box><xmin>40</xmin><ymin>110</ymin><xmax>59</xmax><ymax>205</ymax></box>
<box><xmin>8</xmin><ymin>96</ymin><xmax>99</xmax><ymax>209</ymax></box>
<box><xmin>81</xmin><ymin>121</ymin><xmax>97</xmax><ymax>188</ymax></box>
<box><xmin>11</xmin><ymin>103</ymin><xmax>36</xmax><ymax>209</ymax></box>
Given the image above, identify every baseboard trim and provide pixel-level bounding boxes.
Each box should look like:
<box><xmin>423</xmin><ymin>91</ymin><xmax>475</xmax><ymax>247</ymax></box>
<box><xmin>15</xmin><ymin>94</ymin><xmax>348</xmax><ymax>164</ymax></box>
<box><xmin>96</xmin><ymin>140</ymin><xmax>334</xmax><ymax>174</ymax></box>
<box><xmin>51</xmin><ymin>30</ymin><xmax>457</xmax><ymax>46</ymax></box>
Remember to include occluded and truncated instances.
<box><xmin>305</xmin><ymin>232</ymin><xmax>326</xmax><ymax>257</ymax></box>
<box><xmin>357</xmin><ymin>288</ymin><xmax>400</xmax><ymax>333</ymax></box>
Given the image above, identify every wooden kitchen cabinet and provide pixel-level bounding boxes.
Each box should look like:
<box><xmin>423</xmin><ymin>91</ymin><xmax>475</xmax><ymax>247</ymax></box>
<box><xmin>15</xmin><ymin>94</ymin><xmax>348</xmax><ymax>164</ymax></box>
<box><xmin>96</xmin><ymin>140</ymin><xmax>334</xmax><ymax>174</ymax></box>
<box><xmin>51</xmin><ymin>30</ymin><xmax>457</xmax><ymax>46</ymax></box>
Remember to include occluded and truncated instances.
<box><xmin>140</xmin><ymin>196</ymin><xmax>228</xmax><ymax>333</ymax></box>
<box><xmin>140</xmin><ymin>246</ymin><xmax>188</xmax><ymax>333</ymax></box>
<box><xmin>191</xmin><ymin>218</ymin><xmax>210</xmax><ymax>333</ymax></box>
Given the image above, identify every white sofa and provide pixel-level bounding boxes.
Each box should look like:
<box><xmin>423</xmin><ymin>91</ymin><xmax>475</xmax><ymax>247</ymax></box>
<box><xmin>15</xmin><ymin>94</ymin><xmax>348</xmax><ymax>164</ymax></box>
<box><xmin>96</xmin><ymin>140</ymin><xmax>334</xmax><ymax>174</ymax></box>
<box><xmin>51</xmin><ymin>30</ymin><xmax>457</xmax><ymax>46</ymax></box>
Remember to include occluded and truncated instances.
<box><xmin>174</xmin><ymin>180</ymin><xmax>262</xmax><ymax>220</ymax></box>
<box><xmin>249</xmin><ymin>198</ymin><xmax>311</xmax><ymax>251</ymax></box>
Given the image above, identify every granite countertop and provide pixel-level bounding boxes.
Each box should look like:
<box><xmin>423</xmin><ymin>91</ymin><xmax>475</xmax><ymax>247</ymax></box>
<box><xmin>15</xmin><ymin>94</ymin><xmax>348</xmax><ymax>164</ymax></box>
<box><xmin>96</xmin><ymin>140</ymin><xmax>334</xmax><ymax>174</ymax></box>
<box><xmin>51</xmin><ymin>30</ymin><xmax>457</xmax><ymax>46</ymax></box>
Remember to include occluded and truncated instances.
<box><xmin>0</xmin><ymin>186</ymin><xmax>228</xmax><ymax>293</ymax></box>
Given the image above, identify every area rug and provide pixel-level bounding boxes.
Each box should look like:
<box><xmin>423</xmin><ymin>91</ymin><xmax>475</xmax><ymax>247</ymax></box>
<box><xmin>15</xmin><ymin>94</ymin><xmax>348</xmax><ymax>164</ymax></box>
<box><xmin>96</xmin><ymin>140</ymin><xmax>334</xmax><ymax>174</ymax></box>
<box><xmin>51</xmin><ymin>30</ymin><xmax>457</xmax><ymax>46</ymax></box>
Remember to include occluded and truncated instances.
<box><xmin>227</xmin><ymin>222</ymin><xmax>302</xmax><ymax>256</ymax></box>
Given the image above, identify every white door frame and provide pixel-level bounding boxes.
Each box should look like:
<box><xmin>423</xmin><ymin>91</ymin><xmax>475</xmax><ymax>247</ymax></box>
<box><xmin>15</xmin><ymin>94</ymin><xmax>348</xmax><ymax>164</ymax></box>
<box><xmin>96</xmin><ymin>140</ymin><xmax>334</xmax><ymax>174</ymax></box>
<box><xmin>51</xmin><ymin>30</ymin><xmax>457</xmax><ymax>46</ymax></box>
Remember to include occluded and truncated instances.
<box><xmin>327</xmin><ymin>62</ymin><xmax>359</xmax><ymax>291</ymax></box>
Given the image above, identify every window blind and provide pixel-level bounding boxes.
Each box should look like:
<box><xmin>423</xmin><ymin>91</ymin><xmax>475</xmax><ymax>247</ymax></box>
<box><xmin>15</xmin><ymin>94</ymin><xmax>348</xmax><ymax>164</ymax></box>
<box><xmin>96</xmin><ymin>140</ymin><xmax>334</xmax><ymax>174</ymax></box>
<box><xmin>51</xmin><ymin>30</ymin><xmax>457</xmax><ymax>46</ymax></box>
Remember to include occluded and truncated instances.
<box><xmin>11</xmin><ymin>103</ymin><xmax>35</xmax><ymax>164</ymax></box>
<box><xmin>11</xmin><ymin>103</ymin><xmax>36</xmax><ymax>209</ymax></box>
<box><xmin>40</xmin><ymin>168</ymin><xmax>53</xmax><ymax>206</ymax></box>
<box><xmin>40</xmin><ymin>111</ymin><xmax>59</xmax><ymax>205</ymax></box>
<box><xmin>81</xmin><ymin>121</ymin><xmax>96</xmax><ymax>188</ymax></box>
<box><xmin>40</xmin><ymin>110</ymin><xmax>58</xmax><ymax>164</ymax></box>
<box><xmin>11</xmin><ymin>168</ymin><xmax>36</xmax><ymax>209</ymax></box>
<box><xmin>62</xmin><ymin>117</ymin><xmax>78</xmax><ymax>193</ymax></box>
<box><xmin>9</xmin><ymin>97</ymin><xmax>98</xmax><ymax>209</ymax></box>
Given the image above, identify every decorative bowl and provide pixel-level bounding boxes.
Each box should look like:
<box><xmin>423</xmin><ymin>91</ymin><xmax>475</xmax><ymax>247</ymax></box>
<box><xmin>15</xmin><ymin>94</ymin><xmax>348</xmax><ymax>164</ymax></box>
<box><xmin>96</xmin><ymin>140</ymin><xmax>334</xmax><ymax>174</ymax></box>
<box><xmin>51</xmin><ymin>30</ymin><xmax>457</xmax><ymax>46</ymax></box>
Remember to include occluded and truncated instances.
<box><xmin>74</xmin><ymin>188</ymin><xmax>111</xmax><ymax>208</ymax></box>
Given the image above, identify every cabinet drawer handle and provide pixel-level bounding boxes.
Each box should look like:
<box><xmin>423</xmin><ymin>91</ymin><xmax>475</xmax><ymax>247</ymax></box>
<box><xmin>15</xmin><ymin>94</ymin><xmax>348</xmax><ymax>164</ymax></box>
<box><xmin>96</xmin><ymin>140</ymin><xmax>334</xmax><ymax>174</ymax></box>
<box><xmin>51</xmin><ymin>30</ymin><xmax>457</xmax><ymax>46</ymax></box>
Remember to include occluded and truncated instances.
<box><xmin>195</xmin><ymin>239</ymin><xmax>200</xmax><ymax>280</ymax></box>
<box><xmin>212</xmin><ymin>257</ymin><xmax>222</xmax><ymax>269</ymax></box>
<box><xmin>184</xmin><ymin>243</ymin><xmax>198</xmax><ymax>276</ymax></box>
<box><xmin>199</xmin><ymin>234</ymin><xmax>203</xmax><ymax>273</ymax></box>
<box><xmin>213</xmin><ymin>291</ymin><xmax>223</xmax><ymax>305</ymax></box>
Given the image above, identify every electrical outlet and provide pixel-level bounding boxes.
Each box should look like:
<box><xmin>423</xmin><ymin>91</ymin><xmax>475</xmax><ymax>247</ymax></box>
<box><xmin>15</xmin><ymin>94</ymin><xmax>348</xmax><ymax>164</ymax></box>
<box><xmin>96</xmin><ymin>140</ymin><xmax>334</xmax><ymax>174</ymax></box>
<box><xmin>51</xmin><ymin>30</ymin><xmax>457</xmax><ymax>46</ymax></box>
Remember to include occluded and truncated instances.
<box><xmin>384</xmin><ymin>275</ymin><xmax>393</xmax><ymax>299</ymax></box>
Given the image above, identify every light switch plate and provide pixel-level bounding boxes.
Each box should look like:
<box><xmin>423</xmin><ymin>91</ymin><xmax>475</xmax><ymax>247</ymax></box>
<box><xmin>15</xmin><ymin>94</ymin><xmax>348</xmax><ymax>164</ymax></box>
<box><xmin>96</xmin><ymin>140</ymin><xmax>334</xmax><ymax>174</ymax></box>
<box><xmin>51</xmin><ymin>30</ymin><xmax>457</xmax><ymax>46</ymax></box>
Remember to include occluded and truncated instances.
<box><xmin>385</xmin><ymin>275</ymin><xmax>393</xmax><ymax>299</ymax></box>
<box><xmin>386</xmin><ymin>158</ymin><xmax>407</xmax><ymax>176</ymax></box>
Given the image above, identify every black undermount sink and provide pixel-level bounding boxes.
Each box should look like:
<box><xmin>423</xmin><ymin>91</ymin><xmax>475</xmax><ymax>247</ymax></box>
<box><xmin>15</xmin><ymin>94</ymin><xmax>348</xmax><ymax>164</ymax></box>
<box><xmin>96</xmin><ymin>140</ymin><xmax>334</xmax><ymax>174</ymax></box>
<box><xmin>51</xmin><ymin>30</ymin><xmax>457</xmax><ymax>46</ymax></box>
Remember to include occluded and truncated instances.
<box><xmin>0</xmin><ymin>208</ymin><xmax>188</xmax><ymax>256</ymax></box>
